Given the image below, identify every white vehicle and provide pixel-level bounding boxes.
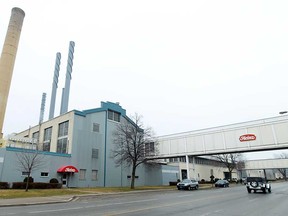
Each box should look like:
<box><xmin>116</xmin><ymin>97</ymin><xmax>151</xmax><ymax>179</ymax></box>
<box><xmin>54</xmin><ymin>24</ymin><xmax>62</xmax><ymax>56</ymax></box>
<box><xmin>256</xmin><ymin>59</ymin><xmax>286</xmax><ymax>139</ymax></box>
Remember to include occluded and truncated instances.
<box><xmin>177</xmin><ymin>179</ymin><xmax>199</xmax><ymax>190</ymax></box>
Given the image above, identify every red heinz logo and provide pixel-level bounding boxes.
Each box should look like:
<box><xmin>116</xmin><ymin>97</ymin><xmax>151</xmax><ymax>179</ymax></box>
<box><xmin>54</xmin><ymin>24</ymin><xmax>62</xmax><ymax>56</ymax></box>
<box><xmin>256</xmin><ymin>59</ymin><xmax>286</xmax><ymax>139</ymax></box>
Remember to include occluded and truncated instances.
<box><xmin>64</xmin><ymin>167</ymin><xmax>77</xmax><ymax>172</ymax></box>
<box><xmin>239</xmin><ymin>134</ymin><xmax>256</xmax><ymax>142</ymax></box>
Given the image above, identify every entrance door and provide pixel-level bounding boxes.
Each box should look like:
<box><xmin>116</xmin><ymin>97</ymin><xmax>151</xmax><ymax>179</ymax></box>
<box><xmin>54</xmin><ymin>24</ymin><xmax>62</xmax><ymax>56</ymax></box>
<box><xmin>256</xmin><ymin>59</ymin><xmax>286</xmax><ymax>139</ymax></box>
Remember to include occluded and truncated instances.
<box><xmin>181</xmin><ymin>169</ymin><xmax>187</xmax><ymax>180</ymax></box>
<box><xmin>62</xmin><ymin>173</ymin><xmax>67</xmax><ymax>187</ymax></box>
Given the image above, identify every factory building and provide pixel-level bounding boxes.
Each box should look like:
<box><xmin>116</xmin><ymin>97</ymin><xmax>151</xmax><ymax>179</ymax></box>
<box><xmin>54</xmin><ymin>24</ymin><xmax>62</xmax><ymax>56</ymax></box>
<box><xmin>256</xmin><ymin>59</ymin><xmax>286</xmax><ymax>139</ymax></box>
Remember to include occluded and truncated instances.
<box><xmin>0</xmin><ymin>101</ymin><xmax>172</xmax><ymax>187</ymax></box>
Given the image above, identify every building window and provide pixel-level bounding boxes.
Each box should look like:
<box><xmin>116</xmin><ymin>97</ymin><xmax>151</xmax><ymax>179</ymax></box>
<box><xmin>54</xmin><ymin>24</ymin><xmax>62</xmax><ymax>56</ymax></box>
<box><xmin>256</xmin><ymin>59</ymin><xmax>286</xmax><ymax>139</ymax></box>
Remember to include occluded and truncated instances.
<box><xmin>92</xmin><ymin>148</ymin><xmax>99</xmax><ymax>158</ymax></box>
<box><xmin>43</xmin><ymin>127</ymin><xmax>52</xmax><ymax>152</ymax></box>
<box><xmin>58</xmin><ymin>121</ymin><xmax>69</xmax><ymax>137</ymax></box>
<box><xmin>57</xmin><ymin>138</ymin><xmax>68</xmax><ymax>154</ymax></box>
<box><xmin>57</xmin><ymin>121</ymin><xmax>69</xmax><ymax>154</ymax></box>
<box><xmin>93</xmin><ymin>123</ymin><xmax>100</xmax><ymax>132</ymax></box>
<box><xmin>108</xmin><ymin>110</ymin><xmax>120</xmax><ymax>122</ymax></box>
<box><xmin>114</xmin><ymin>112</ymin><xmax>120</xmax><ymax>122</ymax></box>
<box><xmin>79</xmin><ymin>169</ymin><xmax>86</xmax><ymax>180</ymax></box>
<box><xmin>92</xmin><ymin>170</ymin><xmax>98</xmax><ymax>181</ymax></box>
<box><xmin>32</xmin><ymin>131</ymin><xmax>39</xmax><ymax>142</ymax></box>
<box><xmin>22</xmin><ymin>171</ymin><xmax>29</xmax><ymax>176</ymax></box>
<box><xmin>145</xmin><ymin>142</ymin><xmax>155</xmax><ymax>156</ymax></box>
<box><xmin>41</xmin><ymin>172</ymin><xmax>49</xmax><ymax>177</ymax></box>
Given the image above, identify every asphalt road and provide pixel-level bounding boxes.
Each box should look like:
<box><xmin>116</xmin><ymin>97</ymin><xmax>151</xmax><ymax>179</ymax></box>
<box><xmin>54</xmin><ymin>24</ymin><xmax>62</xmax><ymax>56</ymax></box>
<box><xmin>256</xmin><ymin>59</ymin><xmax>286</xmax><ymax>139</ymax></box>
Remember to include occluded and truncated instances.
<box><xmin>1</xmin><ymin>182</ymin><xmax>288</xmax><ymax>216</ymax></box>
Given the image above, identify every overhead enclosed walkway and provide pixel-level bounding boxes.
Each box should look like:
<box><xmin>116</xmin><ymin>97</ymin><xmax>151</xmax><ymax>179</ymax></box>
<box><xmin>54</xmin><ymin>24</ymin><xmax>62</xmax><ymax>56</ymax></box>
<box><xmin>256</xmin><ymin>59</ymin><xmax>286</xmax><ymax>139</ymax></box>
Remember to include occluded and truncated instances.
<box><xmin>157</xmin><ymin>115</ymin><xmax>288</xmax><ymax>158</ymax></box>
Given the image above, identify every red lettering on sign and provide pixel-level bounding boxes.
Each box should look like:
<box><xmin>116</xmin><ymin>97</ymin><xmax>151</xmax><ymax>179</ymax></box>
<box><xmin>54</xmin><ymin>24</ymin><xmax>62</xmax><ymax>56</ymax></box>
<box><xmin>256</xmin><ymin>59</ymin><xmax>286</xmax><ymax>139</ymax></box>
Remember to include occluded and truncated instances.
<box><xmin>239</xmin><ymin>134</ymin><xmax>256</xmax><ymax>142</ymax></box>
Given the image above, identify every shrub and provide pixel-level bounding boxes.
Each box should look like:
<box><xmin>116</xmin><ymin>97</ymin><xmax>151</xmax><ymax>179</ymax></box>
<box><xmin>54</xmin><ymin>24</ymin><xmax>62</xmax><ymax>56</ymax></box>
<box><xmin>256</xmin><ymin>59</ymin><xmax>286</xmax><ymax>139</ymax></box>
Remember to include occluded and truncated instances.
<box><xmin>12</xmin><ymin>182</ymin><xmax>62</xmax><ymax>189</ymax></box>
<box><xmin>0</xmin><ymin>182</ymin><xmax>9</xmax><ymax>189</ymax></box>
<box><xmin>23</xmin><ymin>176</ymin><xmax>34</xmax><ymax>183</ymax></box>
<box><xmin>49</xmin><ymin>178</ymin><xmax>59</xmax><ymax>184</ymax></box>
<box><xmin>12</xmin><ymin>182</ymin><xmax>27</xmax><ymax>189</ymax></box>
<box><xmin>169</xmin><ymin>181</ymin><xmax>178</xmax><ymax>186</ymax></box>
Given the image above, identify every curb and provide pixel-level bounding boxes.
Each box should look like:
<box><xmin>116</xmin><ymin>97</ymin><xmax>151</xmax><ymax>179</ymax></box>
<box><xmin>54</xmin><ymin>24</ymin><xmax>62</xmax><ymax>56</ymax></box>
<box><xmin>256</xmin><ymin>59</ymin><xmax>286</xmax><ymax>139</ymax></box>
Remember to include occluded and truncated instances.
<box><xmin>0</xmin><ymin>186</ymin><xmax>222</xmax><ymax>208</ymax></box>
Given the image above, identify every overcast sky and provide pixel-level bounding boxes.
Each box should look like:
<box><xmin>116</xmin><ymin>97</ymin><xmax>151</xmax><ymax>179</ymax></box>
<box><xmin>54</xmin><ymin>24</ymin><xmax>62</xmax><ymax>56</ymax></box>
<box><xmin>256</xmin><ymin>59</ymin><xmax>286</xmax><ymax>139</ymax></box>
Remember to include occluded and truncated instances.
<box><xmin>1</xmin><ymin>1</ymin><xmax>288</xmax><ymax>159</ymax></box>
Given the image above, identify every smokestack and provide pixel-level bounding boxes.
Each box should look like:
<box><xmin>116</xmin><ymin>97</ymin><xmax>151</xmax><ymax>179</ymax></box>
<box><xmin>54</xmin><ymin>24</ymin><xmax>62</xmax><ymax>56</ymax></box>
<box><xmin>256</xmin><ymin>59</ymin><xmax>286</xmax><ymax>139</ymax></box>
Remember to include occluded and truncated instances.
<box><xmin>48</xmin><ymin>52</ymin><xmax>61</xmax><ymax>119</ymax></box>
<box><xmin>39</xmin><ymin>93</ymin><xmax>46</xmax><ymax>124</ymax></box>
<box><xmin>0</xmin><ymin>7</ymin><xmax>25</xmax><ymax>138</ymax></box>
<box><xmin>60</xmin><ymin>41</ymin><xmax>75</xmax><ymax>115</ymax></box>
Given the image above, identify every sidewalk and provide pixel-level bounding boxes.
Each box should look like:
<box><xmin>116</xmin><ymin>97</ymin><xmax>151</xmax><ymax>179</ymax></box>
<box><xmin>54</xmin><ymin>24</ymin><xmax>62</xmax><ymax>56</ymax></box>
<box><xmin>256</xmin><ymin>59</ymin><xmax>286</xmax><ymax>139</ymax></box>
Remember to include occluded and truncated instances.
<box><xmin>0</xmin><ymin>195</ymin><xmax>75</xmax><ymax>207</ymax></box>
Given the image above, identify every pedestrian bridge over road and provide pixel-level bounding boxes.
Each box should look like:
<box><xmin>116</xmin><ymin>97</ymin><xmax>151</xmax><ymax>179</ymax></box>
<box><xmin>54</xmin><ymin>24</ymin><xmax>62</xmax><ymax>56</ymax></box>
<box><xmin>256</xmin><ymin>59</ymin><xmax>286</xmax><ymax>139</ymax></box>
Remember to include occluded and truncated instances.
<box><xmin>156</xmin><ymin>115</ymin><xmax>288</xmax><ymax>158</ymax></box>
<box><xmin>245</xmin><ymin>158</ymin><xmax>288</xmax><ymax>169</ymax></box>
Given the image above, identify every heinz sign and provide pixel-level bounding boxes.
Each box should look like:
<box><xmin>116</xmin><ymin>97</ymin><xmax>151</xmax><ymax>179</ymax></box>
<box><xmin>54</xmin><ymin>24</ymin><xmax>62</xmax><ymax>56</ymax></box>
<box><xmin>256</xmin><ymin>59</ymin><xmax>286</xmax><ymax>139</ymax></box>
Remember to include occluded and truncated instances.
<box><xmin>239</xmin><ymin>134</ymin><xmax>256</xmax><ymax>142</ymax></box>
<box><xmin>64</xmin><ymin>167</ymin><xmax>77</xmax><ymax>172</ymax></box>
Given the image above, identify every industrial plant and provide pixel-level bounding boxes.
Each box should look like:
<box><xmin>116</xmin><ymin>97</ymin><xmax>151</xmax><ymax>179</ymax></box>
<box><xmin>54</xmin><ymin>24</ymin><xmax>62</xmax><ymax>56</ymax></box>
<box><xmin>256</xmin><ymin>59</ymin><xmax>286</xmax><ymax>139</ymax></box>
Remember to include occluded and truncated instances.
<box><xmin>0</xmin><ymin>7</ymin><xmax>287</xmax><ymax>188</ymax></box>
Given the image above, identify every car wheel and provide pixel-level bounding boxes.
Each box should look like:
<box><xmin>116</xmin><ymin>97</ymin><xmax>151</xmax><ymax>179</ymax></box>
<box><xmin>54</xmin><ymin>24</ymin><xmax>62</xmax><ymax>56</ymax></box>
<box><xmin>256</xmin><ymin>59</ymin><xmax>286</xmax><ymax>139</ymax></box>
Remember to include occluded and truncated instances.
<box><xmin>188</xmin><ymin>186</ymin><xmax>191</xmax><ymax>190</ymax></box>
<box><xmin>247</xmin><ymin>188</ymin><xmax>251</xmax><ymax>193</ymax></box>
<box><xmin>262</xmin><ymin>188</ymin><xmax>267</xmax><ymax>193</ymax></box>
<box><xmin>195</xmin><ymin>185</ymin><xmax>199</xmax><ymax>190</ymax></box>
<box><xmin>223</xmin><ymin>184</ymin><xmax>226</xmax><ymax>188</ymax></box>
<box><xmin>268</xmin><ymin>187</ymin><xmax>271</xmax><ymax>193</ymax></box>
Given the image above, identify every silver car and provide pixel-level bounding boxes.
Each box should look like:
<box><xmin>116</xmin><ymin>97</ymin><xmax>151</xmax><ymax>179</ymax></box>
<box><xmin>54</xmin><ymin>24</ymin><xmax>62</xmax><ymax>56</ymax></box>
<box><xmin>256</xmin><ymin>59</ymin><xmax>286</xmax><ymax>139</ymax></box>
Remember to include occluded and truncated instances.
<box><xmin>177</xmin><ymin>179</ymin><xmax>199</xmax><ymax>190</ymax></box>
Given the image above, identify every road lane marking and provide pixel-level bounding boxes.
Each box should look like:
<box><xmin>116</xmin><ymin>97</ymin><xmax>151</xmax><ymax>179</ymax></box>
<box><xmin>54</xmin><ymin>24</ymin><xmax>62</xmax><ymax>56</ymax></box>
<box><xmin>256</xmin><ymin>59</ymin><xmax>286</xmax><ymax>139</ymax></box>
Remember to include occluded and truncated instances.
<box><xmin>28</xmin><ymin>199</ymin><xmax>157</xmax><ymax>214</ymax></box>
<box><xmin>104</xmin><ymin>194</ymin><xmax>229</xmax><ymax>216</ymax></box>
<box><xmin>30</xmin><ymin>207</ymin><xmax>83</xmax><ymax>214</ymax></box>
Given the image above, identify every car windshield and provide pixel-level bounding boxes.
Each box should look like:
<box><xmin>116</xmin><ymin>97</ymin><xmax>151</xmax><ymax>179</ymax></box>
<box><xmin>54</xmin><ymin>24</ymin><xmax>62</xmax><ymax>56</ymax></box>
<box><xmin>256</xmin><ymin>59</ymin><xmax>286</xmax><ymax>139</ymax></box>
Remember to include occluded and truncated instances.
<box><xmin>247</xmin><ymin>177</ymin><xmax>263</xmax><ymax>182</ymax></box>
<box><xmin>181</xmin><ymin>179</ymin><xmax>191</xmax><ymax>183</ymax></box>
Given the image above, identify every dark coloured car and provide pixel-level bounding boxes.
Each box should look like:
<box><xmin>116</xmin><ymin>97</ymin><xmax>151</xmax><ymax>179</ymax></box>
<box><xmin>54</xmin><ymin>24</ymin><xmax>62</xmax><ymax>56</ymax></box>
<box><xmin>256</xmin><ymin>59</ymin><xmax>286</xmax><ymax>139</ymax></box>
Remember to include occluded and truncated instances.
<box><xmin>215</xmin><ymin>179</ymin><xmax>229</xmax><ymax>187</ymax></box>
<box><xmin>246</xmin><ymin>177</ymin><xmax>271</xmax><ymax>193</ymax></box>
<box><xmin>177</xmin><ymin>179</ymin><xmax>199</xmax><ymax>190</ymax></box>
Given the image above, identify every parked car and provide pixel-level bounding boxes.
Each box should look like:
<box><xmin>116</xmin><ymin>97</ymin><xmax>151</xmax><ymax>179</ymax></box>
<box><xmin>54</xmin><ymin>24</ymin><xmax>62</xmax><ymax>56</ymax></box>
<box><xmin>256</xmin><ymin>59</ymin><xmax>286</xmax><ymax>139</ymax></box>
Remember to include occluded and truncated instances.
<box><xmin>215</xmin><ymin>179</ymin><xmax>229</xmax><ymax>187</ymax></box>
<box><xmin>246</xmin><ymin>177</ymin><xmax>271</xmax><ymax>193</ymax></box>
<box><xmin>177</xmin><ymin>179</ymin><xmax>199</xmax><ymax>190</ymax></box>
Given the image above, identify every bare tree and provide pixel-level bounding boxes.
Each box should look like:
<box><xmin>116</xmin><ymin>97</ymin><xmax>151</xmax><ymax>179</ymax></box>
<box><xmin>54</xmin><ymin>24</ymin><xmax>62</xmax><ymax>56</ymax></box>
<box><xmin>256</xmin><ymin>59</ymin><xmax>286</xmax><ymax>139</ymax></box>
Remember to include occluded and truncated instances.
<box><xmin>274</xmin><ymin>152</ymin><xmax>288</xmax><ymax>181</ymax></box>
<box><xmin>213</xmin><ymin>153</ymin><xmax>245</xmax><ymax>181</ymax></box>
<box><xmin>112</xmin><ymin>113</ymin><xmax>157</xmax><ymax>189</ymax></box>
<box><xmin>16</xmin><ymin>148</ymin><xmax>45</xmax><ymax>191</ymax></box>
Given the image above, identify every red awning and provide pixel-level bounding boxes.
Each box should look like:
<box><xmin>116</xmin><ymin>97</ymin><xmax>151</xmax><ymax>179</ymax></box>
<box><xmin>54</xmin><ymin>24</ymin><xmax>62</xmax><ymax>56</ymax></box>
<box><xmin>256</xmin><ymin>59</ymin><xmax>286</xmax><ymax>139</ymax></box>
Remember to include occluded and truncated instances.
<box><xmin>57</xmin><ymin>165</ymin><xmax>79</xmax><ymax>173</ymax></box>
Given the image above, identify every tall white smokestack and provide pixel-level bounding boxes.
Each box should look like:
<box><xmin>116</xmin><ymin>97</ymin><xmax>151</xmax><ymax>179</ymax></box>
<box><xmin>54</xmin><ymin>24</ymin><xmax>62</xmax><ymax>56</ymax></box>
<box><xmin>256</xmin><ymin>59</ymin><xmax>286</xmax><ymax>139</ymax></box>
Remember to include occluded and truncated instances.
<box><xmin>49</xmin><ymin>52</ymin><xmax>61</xmax><ymax>119</ymax></box>
<box><xmin>60</xmin><ymin>41</ymin><xmax>75</xmax><ymax>115</ymax></box>
<box><xmin>0</xmin><ymin>7</ymin><xmax>25</xmax><ymax>138</ymax></box>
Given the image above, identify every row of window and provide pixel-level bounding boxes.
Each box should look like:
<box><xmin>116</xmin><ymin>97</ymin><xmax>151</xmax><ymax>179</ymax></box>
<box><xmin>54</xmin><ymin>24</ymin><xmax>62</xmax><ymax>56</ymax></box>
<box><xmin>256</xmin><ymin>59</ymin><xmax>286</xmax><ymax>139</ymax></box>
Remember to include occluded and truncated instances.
<box><xmin>108</xmin><ymin>110</ymin><xmax>120</xmax><ymax>122</ymax></box>
<box><xmin>22</xmin><ymin>170</ymin><xmax>99</xmax><ymax>181</ymax></box>
<box><xmin>29</xmin><ymin>109</ymin><xmax>120</xmax><ymax>153</ymax></box>
<box><xmin>31</xmin><ymin>121</ymin><xmax>69</xmax><ymax>153</ymax></box>
<box><xmin>79</xmin><ymin>169</ymin><xmax>98</xmax><ymax>181</ymax></box>
<box><xmin>30</xmin><ymin>120</ymin><xmax>102</xmax><ymax>154</ymax></box>
<box><xmin>167</xmin><ymin>156</ymin><xmax>225</xmax><ymax>167</ymax></box>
